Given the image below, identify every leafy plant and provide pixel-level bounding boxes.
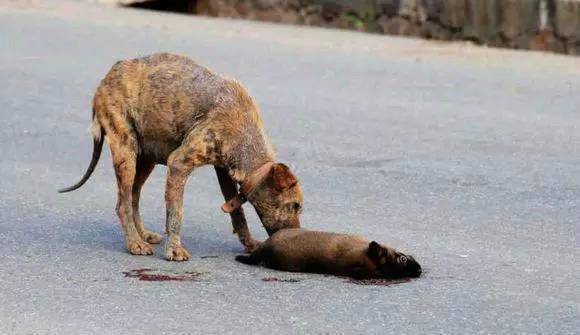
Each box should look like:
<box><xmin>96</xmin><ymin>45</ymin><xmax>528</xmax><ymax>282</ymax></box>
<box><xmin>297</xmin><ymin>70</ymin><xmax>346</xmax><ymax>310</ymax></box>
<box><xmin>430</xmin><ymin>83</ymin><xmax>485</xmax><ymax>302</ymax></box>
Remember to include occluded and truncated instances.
<box><xmin>341</xmin><ymin>5</ymin><xmax>377</xmax><ymax>33</ymax></box>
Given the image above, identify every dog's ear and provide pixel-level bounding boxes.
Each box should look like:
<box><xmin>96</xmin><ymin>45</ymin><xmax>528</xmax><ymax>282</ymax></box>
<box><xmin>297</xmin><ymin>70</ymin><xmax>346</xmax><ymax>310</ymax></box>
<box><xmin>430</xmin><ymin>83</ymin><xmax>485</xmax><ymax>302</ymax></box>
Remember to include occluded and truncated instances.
<box><xmin>271</xmin><ymin>163</ymin><xmax>298</xmax><ymax>192</ymax></box>
<box><xmin>367</xmin><ymin>241</ymin><xmax>382</xmax><ymax>262</ymax></box>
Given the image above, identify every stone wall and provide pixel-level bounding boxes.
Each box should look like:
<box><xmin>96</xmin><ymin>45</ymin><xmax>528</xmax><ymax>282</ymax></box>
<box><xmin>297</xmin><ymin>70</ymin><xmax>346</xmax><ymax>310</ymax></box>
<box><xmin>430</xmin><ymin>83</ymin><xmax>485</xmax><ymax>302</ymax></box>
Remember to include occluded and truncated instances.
<box><xmin>126</xmin><ymin>0</ymin><xmax>580</xmax><ymax>55</ymax></box>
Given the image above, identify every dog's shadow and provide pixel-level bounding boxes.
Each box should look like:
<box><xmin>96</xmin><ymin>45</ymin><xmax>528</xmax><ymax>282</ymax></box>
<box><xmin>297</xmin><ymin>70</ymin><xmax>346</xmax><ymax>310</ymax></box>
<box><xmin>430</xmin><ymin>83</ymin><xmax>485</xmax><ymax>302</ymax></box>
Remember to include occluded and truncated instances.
<box><xmin>45</xmin><ymin>215</ymin><xmax>249</xmax><ymax>259</ymax></box>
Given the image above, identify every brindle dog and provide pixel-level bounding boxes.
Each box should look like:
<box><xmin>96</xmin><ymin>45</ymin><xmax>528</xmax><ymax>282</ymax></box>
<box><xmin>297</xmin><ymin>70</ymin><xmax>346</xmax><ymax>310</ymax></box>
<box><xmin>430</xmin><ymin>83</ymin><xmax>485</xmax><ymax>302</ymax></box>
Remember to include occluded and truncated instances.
<box><xmin>59</xmin><ymin>53</ymin><xmax>304</xmax><ymax>261</ymax></box>
<box><xmin>236</xmin><ymin>229</ymin><xmax>422</xmax><ymax>279</ymax></box>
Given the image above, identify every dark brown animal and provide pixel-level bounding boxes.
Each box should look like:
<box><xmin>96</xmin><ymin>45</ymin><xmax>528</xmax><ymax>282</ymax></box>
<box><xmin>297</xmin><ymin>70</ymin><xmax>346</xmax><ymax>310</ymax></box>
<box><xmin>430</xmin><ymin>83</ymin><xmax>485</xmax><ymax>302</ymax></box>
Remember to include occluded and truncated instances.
<box><xmin>236</xmin><ymin>229</ymin><xmax>422</xmax><ymax>279</ymax></box>
<box><xmin>59</xmin><ymin>53</ymin><xmax>303</xmax><ymax>261</ymax></box>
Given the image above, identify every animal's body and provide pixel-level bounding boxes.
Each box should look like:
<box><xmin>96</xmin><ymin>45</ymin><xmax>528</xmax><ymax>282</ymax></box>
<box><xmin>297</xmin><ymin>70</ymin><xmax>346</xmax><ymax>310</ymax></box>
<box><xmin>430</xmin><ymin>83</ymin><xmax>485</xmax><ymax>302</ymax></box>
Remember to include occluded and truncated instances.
<box><xmin>59</xmin><ymin>53</ymin><xmax>303</xmax><ymax>261</ymax></box>
<box><xmin>236</xmin><ymin>229</ymin><xmax>422</xmax><ymax>279</ymax></box>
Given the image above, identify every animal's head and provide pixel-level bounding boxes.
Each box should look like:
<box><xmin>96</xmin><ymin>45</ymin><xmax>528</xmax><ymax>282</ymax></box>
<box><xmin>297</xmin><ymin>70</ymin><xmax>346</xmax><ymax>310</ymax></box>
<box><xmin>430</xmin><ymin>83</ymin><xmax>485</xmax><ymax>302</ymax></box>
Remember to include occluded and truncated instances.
<box><xmin>249</xmin><ymin>163</ymin><xmax>303</xmax><ymax>235</ymax></box>
<box><xmin>367</xmin><ymin>241</ymin><xmax>422</xmax><ymax>278</ymax></box>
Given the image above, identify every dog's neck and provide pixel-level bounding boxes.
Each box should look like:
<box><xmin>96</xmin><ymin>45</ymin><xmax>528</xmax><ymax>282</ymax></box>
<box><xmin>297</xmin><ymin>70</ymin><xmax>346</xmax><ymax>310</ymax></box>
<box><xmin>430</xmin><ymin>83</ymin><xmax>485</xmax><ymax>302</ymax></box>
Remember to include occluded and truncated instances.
<box><xmin>226</xmin><ymin>129</ymin><xmax>275</xmax><ymax>185</ymax></box>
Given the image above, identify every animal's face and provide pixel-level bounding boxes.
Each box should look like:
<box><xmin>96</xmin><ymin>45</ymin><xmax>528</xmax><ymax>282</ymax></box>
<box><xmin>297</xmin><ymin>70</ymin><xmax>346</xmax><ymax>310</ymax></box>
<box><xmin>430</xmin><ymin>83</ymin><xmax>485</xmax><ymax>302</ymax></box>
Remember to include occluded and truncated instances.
<box><xmin>250</xmin><ymin>163</ymin><xmax>303</xmax><ymax>235</ymax></box>
<box><xmin>367</xmin><ymin>241</ymin><xmax>422</xmax><ymax>278</ymax></box>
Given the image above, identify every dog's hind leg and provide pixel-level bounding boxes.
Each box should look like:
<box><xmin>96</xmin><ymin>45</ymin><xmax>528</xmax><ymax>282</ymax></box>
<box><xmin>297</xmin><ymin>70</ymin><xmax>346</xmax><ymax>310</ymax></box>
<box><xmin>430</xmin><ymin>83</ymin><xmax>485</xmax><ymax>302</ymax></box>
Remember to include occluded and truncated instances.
<box><xmin>132</xmin><ymin>159</ymin><xmax>163</xmax><ymax>244</ymax></box>
<box><xmin>107</xmin><ymin>127</ymin><xmax>153</xmax><ymax>255</ymax></box>
<box><xmin>215</xmin><ymin>166</ymin><xmax>261</xmax><ymax>253</ymax></box>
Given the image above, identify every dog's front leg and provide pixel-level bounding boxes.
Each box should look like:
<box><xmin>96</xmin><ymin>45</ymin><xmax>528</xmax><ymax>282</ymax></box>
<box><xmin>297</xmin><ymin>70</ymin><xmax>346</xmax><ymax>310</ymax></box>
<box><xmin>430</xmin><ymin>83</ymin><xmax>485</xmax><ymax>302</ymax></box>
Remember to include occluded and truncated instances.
<box><xmin>164</xmin><ymin>146</ymin><xmax>200</xmax><ymax>261</ymax></box>
<box><xmin>214</xmin><ymin>166</ymin><xmax>261</xmax><ymax>253</ymax></box>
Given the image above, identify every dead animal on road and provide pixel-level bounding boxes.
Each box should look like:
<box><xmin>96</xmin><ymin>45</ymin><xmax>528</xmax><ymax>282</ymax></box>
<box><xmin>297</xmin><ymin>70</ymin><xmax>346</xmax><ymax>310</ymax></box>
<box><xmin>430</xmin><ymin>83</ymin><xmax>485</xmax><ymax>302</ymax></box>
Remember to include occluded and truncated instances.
<box><xmin>236</xmin><ymin>228</ymin><xmax>422</xmax><ymax>279</ymax></box>
<box><xmin>59</xmin><ymin>53</ymin><xmax>303</xmax><ymax>261</ymax></box>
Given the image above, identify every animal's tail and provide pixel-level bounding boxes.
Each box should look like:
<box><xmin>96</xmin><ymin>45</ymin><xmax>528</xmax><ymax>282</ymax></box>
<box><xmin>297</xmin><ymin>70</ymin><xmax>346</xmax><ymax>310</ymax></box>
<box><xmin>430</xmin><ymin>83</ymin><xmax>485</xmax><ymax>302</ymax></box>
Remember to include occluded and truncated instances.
<box><xmin>235</xmin><ymin>242</ymin><xmax>269</xmax><ymax>265</ymax></box>
<box><xmin>235</xmin><ymin>253</ymin><xmax>262</xmax><ymax>265</ymax></box>
<box><xmin>58</xmin><ymin>111</ymin><xmax>104</xmax><ymax>193</ymax></box>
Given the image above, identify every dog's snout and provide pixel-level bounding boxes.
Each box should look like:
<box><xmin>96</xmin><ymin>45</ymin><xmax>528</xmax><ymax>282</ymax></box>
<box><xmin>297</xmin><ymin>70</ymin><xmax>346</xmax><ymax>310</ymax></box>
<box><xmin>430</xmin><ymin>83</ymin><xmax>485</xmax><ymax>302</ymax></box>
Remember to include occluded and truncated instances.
<box><xmin>410</xmin><ymin>264</ymin><xmax>422</xmax><ymax>278</ymax></box>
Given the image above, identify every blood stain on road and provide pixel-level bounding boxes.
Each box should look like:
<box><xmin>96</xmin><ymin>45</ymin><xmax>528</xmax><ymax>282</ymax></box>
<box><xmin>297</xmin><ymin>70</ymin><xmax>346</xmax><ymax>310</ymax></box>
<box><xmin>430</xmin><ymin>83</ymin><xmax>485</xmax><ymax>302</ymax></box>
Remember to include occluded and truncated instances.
<box><xmin>346</xmin><ymin>278</ymin><xmax>412</xmax><ymax>286</ymax></box>
<box><xmin>123</xmin><ymin>268</ymin><xmax>206</xmax><ymax>282</ymax></box>
<box><xmin>262</xmin><ymin>277</ymin><xmax>301</xmax><ymax>283</ymax></box>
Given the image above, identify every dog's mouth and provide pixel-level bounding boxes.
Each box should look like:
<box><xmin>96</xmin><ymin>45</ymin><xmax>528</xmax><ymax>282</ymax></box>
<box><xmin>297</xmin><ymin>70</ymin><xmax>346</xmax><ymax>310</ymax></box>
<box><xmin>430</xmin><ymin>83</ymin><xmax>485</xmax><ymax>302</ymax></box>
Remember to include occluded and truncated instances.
<box><xmin>409</xmin><ymin>267</ymin><xmax>422</xmax><ymax>278</ymax></box>
<box><xmin>256</xmin><ymin>211</ymin><xmax>299</xmax><ymax>236</ymax></box>
<box><xmin>381</xmin><ymin>265</ymin><xmax>422</xmax><ymax>279</ymax></box>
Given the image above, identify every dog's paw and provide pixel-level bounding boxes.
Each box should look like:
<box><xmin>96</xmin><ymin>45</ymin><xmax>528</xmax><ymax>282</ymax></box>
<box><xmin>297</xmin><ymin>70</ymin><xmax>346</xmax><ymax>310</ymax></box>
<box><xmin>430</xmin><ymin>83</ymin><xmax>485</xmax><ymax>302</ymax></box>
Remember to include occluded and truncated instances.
<box><xmin>165</xmin><ymin>244</ymin><xmax>191</xmax><ymax>262</ymax></box>
<box><xmin>127</xmin><ymin>239</ymin><xmax>153</xmax><ymax>255</ymax></box>
<box><xmin>244</xmin><ymin>240</ymin><xmax>263</xmax><ymax>254</ymax></box>
<box><xmin>142</xmin><ymin>231</ymin><xmax>163</xmax><ymax>244</ymax></box>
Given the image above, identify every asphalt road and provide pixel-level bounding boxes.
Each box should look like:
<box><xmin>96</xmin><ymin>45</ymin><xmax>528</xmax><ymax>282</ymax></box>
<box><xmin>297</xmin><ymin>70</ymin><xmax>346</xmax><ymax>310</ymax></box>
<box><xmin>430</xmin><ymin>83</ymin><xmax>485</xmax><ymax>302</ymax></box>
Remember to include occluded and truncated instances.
<box><xmin>1</xmin><ymin>1</ymin><xmax>579</xmax><ymax>334</ymax></box>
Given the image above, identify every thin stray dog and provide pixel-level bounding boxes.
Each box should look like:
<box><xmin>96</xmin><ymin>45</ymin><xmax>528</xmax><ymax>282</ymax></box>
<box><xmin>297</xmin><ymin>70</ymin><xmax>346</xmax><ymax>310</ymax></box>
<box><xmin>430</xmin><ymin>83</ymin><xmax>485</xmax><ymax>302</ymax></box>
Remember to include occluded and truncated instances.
<box><xmin>236</xmin><ymin>229</ymin><xmax>422</xmax><ymax>279</ymax></box>
<box><xmin>59</xmin><ymin>53</ymin><xmax>304</xmax><ymax>261</ymax></box>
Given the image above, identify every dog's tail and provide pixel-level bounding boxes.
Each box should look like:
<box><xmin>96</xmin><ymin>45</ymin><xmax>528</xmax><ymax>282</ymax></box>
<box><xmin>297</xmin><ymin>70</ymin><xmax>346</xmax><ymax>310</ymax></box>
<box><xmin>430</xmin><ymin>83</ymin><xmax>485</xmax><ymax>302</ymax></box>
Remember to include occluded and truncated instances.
<box><xmin>236</xmin><ymin>244</ymin><xmax>270</xmax><ymax>265</ymax></box>
<box><xmin>235</xmin><ymin>254</ymin><xmax>262</xmax><ymax>265</ymax></box>
<box><xmin>236</xmin><ymin>243</ymin><xmax>268</xmax><ymax>265</ymax></box>
<box><xmin>58</xmin><ymin>110</ymin><xmax>104</xmax><ymax>193</ymax></box>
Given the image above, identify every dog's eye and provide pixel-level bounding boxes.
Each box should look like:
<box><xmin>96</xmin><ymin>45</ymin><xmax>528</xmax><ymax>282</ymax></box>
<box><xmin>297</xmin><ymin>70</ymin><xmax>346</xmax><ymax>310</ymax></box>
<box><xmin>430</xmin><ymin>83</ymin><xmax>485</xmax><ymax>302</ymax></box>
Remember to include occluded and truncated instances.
<box><xmin>398</xmin><ymin>256</ymin><xmax>407</xmax><ymax>264</ymax></box>
<box><xmin>285</xmin><ymin>202</ymin><xmax>301</xmax><ymax>212</ymax></box>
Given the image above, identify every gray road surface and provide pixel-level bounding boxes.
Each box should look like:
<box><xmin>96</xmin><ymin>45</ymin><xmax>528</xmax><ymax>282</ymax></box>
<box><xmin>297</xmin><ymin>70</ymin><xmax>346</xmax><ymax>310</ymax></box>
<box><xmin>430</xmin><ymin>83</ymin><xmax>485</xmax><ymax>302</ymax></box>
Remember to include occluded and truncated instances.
<box><xmin>1</xmin><ymin>1</ymin><xmax>579</xmax><ymax>334</ymax></box>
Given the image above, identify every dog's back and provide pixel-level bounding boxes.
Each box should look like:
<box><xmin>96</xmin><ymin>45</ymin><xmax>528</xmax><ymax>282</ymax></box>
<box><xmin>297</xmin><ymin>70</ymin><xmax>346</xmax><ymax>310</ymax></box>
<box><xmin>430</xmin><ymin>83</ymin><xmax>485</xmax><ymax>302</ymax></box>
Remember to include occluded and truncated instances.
<box><xmin>258</xmin><ymin>229</ymin><xmax>369</xmax><ymax>274</ymax></box>
<box><xmin>93</xmin><ymin>53</ymin><xmax>264</xmax><ymax>164</ymax></box>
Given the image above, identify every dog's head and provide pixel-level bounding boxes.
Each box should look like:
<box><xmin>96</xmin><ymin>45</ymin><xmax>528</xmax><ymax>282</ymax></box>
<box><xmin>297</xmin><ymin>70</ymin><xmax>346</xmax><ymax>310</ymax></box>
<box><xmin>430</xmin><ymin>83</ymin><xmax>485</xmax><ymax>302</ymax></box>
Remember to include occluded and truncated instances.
<box><xmin>367</xmin><ymin>241</ymin><xmax>422</xmax><ymax>279</ymax></box>
<box><xmin>248</xmin><ymin>163</ymin><xmax>303</xmax><ymax>235</ymax></box>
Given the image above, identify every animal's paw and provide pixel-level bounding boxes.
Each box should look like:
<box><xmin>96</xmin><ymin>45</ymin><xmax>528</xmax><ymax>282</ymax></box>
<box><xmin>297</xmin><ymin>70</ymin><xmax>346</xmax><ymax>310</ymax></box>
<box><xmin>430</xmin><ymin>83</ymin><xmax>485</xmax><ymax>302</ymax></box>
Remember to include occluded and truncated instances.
<box><xmin>244</xmin><ymin>240</ymin><xmax>263</xmax><ymax>254</ymax></box>
<box><xmin>127</xmin><ymin>239</ymin><xmax>153</xmax><ymax>255</ymax></box>
<box><xmin>165</xmin><ymin>244</ymin><xmax>191</xmax><ymax>262</ymax></box>
<box><xmin>142</xmin><ymin>231</ymin><xmax>163</xmax><ymax>244</ymax></box>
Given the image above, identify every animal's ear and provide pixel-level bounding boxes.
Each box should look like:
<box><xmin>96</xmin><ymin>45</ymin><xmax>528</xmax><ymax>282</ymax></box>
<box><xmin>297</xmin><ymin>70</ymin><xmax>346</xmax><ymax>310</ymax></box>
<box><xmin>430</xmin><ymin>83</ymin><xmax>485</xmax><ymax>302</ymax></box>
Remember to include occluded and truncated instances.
<box><xmin>271</xmin><ymin>163</ymin><xmax>298</xmax><ymax>192</ymax></box>
<box><xmin>367</xmin><ymin>241</ymin><xmax>382</xmax><ymax>261</ymax></box>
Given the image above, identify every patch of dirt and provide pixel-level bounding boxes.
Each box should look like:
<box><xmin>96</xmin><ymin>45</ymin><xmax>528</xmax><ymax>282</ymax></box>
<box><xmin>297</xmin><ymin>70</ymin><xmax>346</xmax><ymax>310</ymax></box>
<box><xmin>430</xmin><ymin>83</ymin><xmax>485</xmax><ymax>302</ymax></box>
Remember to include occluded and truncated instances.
<box><xmin>262</xmin><ymin>277</ymin><xmax>301</xmax><ymax>283</ymax></box>
<box><xmin>123</xmin><ymin>268</ymin><xmax>206</xmax><ymax>282</ymax></box>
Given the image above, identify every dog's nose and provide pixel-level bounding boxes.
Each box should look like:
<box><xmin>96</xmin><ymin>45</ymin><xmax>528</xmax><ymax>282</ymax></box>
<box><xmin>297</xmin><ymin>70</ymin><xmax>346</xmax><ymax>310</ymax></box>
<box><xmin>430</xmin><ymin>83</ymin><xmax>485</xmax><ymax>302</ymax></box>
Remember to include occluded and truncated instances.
<box><xmin>416</xmin><ymin>268</ymin><xmax>422</xmax><ymax>277</ymax></box>
<box><xmin>411</xmin><ymin>265</ymin><xmax>422</xmax><ymax>277</ymax></box>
